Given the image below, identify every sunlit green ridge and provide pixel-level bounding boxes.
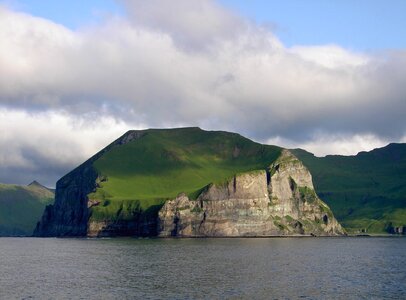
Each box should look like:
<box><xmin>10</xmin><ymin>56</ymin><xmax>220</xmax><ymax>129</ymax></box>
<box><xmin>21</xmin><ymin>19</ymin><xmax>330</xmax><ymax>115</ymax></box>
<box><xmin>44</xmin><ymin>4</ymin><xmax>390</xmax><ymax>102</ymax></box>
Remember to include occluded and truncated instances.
<box><xmin>88</xmin><ymin>127</ymin><xmax>281</xmax><ymax>219</ymax></box>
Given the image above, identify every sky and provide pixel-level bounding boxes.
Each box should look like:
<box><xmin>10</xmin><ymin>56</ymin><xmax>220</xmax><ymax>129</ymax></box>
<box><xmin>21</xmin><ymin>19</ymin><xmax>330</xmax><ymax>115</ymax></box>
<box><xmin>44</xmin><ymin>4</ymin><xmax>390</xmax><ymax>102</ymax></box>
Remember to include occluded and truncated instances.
<box><xmin>0</xmin><ymin>0</ymin><xmax>405</xmax><ymax>186</ymax></box>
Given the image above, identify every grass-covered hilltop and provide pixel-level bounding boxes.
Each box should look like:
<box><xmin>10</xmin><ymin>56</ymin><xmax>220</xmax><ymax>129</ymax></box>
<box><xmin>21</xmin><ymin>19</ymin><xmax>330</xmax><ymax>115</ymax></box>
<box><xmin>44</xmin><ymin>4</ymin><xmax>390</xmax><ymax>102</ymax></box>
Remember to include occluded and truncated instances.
<box><xmin>33</xmin><ymin>127</ymin><xmax>405</xmax><ymax>237</ymax></box>
<box><xmin>89</xmin><ymin>127</ymin><xmax>282</xmax><ymax>220</ymax></box>
<box><xmin>0</xmin><ymin>181</ymin><xmax>54</xmax><ymax>236</ymax></box>
<box><xmin>292</xmin><ymin>144</ymin><xmax>406</xmax><ymax>234</ymax></box>
<box><xmin>34</xmin><ymin>127</ymin><xmax>345</xmax><ymax>237</ymax></box>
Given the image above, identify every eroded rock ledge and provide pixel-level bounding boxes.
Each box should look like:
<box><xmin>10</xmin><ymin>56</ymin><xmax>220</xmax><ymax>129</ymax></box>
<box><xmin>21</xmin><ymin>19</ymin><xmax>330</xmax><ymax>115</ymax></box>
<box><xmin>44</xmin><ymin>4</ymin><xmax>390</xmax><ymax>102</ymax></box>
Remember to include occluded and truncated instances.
<box><xmin>158</xmin><ymin>150</ymin><xmax>344</xmax><ymax>236</ymax></box>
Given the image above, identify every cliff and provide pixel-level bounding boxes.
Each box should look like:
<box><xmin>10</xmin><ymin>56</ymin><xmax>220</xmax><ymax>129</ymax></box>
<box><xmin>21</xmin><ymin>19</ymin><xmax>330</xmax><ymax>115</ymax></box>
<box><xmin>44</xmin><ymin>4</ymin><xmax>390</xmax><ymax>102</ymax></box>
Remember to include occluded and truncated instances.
<box><xmin>158</xmin><ymin>150</ymin><xmax>343</xmax><ymax>236</ymax></box>
<box><xmin>34</xmin><ymin>128</ymin><xmax>344</xmax><ymax>237</ymax></box>
<box><xmin>34</xmin><ymin>130</ymin><xmax>146</xmax><ymax>236</ymax></box>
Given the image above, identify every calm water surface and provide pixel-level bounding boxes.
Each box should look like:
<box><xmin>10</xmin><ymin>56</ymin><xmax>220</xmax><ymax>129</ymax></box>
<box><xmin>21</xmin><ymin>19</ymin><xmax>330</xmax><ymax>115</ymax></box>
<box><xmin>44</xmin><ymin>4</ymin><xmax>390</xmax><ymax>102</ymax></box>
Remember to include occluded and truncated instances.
<box><xmin>0</xmin><ymin>237</ymin><xmax>405</xmax><ymax>299</ymax></box>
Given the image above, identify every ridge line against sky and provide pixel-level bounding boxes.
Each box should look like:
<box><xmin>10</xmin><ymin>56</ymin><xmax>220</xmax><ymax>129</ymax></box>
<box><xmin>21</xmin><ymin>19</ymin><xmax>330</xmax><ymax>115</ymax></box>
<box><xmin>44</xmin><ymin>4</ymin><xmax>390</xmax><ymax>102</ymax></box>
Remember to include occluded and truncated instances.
<box><xmin>0</xmin><ymin>0</ymin><xmax>405</xmax><ymax>186</ymax></box>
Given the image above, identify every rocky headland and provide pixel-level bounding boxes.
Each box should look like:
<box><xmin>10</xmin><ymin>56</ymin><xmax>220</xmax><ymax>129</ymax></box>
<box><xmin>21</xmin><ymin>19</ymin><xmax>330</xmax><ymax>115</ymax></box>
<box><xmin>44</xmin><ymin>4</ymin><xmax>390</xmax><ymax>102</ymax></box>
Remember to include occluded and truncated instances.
<box><xmin>34</xmin><ymin>128</ymin><xmax>344</xmax><ymax>237</ymax></box>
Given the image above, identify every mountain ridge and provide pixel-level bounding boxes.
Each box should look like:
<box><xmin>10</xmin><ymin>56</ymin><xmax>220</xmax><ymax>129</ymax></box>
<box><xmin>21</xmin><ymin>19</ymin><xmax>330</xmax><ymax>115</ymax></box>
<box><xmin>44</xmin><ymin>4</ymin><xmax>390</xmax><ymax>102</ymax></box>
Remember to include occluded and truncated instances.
<box><xmin>291</xmin><ymin>143</ymin><xmax>406</xmax><ymax>233</ymax></box>
<box><xmin>1</xmin><ymin>129</ymin><xmax>403</xmax><ymax>236</ymax></box>
<box><xmin>34</xmin><ymin>127</ymin><xmax>343</xmax><ymax>237</ymax></box>
<box><xmin>0</xmin><ymin>181</ymin><xmax>54</xmax><ymax>236</ymax></box>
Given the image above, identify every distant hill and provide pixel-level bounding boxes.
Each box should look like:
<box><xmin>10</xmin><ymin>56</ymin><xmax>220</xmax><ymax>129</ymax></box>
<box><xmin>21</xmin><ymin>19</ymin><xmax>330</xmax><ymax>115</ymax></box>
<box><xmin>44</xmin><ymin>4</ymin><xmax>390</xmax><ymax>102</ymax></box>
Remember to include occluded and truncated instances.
<box><xmin>0</xmin><ymin>181</ymin><xmax>54</xmax><ymax>236</ymax></box>
<box><xmin>292</xmin><ymin>143</ymin><xmax>406</xmax><ymax>233</ymax></box>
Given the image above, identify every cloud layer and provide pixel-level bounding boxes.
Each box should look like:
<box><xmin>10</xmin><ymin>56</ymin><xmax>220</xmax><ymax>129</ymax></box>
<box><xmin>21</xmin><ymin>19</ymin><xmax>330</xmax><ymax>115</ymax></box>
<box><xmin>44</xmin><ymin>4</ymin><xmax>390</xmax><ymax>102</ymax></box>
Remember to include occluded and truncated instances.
<box><xmin>0</xmin><ymin>1</ymin><xmax>405</xmax><ymax>186</ymax></box>
<box><xmin>0</xmin><ymin>109</ymin><xmax>134</xmax><ymax>186</ymax></box>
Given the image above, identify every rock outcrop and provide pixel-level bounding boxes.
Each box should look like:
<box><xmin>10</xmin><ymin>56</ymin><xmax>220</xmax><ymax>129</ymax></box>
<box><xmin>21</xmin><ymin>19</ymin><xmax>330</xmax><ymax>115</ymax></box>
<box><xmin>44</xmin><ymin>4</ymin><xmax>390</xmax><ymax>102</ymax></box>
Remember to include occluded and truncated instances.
<box><xmin>33</xmin><ymin>162</ymin><xmax>97</xmax><ymax>236</ymax></box>
<box><xmin>33</xmin><ymin>130</ymin><xmax>146</xmax><ymax>237</ymax></box>
<box><xmin>158</xmin><ymin>150</ymin><xmax>344</xmax><ymax>236</ymax></box>
<box><xmin>34</xmin><ymin>130</ymin><xmax>344</xmax><ymax>237</ymax></box>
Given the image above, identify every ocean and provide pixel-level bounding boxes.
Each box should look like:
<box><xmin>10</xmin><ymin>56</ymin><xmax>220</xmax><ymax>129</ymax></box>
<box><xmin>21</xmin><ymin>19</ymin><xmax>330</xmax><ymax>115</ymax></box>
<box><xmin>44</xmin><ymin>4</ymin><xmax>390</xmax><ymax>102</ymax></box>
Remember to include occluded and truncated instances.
<box><xmin>1</xmin><ymin>237</ymin><xmax>405</xmax><ymax>299</ymax></box>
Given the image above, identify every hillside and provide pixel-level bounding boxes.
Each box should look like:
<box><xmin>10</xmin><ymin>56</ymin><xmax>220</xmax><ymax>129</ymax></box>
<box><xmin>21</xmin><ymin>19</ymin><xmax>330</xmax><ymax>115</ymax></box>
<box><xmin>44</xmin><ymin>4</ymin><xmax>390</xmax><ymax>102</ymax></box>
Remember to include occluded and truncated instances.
<box><xmin>89</xmin><ymin>127</ymin><xmax>282</xmax><ymax>220</ymax></box>
<box><xmin>292</xmin><ymin>143</ymin><xmax>406</xmax><ymax>233</ymax></box>
<box><xmin>34</xmin><ymin>127</ymin><xmax>343</xmax><ymax>237</ymax></box>
<box><xmin>0</xmin><ymin>181</ymin><xmax>54</xmax><ymax>236</ymax></box>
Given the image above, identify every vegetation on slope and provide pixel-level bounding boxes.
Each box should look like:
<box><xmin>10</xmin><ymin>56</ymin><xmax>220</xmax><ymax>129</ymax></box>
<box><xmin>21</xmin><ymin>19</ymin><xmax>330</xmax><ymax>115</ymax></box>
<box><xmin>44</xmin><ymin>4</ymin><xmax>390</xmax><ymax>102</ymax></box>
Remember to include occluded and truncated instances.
<box><xmin>89</xmin><ymin>127</ymin><xmax>281</xmax><ymax>220</ymax></box>
<box><xmin>0</xmin><ymin>181</ymin><xmax>54</xmax><ymax>236</ymax></box>
<box><xmin>292</xmin><ymin>143</ymin><xmax>406</xmax><ymax>233</ymax></box>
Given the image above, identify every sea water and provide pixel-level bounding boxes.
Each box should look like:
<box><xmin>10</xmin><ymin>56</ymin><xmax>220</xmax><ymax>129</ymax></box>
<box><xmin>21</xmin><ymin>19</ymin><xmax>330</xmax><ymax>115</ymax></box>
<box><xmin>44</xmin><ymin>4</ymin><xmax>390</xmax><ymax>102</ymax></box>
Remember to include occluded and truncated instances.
<box><xmin>0</xmin><ymin>237</ymin><xmax>405</xmax><ymax>299</ymax></box>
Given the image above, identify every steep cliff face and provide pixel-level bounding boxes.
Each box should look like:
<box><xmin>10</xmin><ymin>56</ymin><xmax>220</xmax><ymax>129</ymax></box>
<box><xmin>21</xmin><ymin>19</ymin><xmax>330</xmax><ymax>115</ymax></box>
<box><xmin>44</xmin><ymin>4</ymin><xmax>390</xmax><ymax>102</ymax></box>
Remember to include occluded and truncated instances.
<box><xmin>158</xmin><ymin>150</ymin><xmax>344</xmax><ymax>236</ymax></box>
<box><xmin>33</xmin><ymin>131</ymin><xmax>146</xmax><ymax>237</ymax></box>
<box><xmin>34</xmin><ymin>128</ymin><xmax>344</xmax><ymax>237</ymax></box>
<box><xmin>86</xmin><ymin>202</ymin><xmax>160</xmax><ymax>237</ymax></box>
<box><xmin>34</xmin><ymin>163</ymin><xmax>97</xmax><ymax>236</ymax></box>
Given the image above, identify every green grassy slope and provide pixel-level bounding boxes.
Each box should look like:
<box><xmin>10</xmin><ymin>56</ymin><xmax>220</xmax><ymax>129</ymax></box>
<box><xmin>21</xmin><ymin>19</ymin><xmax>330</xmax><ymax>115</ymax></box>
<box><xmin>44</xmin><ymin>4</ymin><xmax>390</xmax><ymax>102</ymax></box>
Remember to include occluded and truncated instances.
<box><xmin>292</xmin><ymin>143</ymin><xmax>406</xmax><ymax>233</ymax></box>
<box><xmin>0</xmin><ymin>181</ymin><xmax>54</xmax><ymax>236</ymax></box>
<box><xmin>89</xmin><ymin>128</ymin><xmax>282</xmax><ymax>220</ymax></box>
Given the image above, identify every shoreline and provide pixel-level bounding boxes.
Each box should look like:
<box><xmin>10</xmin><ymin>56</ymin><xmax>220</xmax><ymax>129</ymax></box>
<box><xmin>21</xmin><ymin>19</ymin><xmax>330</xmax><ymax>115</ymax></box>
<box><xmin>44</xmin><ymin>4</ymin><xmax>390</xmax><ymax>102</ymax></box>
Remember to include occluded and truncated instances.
<box><xmin>1</xmin><ymin>234</ymin><xmax>406</xmax><ymax>239</ymax></box>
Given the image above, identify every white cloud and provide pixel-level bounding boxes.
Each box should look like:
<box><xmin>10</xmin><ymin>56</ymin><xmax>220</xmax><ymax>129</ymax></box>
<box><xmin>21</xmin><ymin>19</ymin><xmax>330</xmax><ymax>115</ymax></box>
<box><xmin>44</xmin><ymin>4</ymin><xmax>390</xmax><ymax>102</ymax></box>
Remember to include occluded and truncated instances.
<box><xmin>0</xmin><ymin>1</ymin><xmax>405</xmax><ymax>184</ymax></box>
<box><xmin>289</xmin><ymin>45</ymin><xmax>369</xmax><ymax>69</ymax></box>
<box><xmin>0</xmin><ymin>108</ymin><xmax>136</xmax><ymax>167</ymax></box>
<box><xmin>266</xmin><ymin>133</ymin><xmax>390</xmax><ymax>157</ymax></box>
<box><xmin>120</xmin><ymin>0</ymin><xmax>247</xmax><ymax>50</ymax></box>
<box><xmin>0</xmin><ymin>108</ymin><xmax>137</xmax><ymax>185</ymax></box>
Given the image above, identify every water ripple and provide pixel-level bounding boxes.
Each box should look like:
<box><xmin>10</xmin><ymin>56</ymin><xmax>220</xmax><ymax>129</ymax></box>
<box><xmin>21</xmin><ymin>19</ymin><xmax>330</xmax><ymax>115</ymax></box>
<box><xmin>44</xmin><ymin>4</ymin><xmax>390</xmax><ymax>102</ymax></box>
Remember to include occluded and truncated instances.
<box><xmin>0</xmin><ymin>237</ymin><xmax>405</xmax><ymax>299</ymax></box>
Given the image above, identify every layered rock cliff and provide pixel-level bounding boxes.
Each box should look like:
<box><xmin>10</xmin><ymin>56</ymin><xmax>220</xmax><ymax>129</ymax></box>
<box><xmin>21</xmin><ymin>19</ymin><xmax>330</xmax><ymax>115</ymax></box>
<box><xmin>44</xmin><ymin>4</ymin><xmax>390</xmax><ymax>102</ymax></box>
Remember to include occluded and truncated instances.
<box><xmin>34</xmin><ymin>128</ymin><xmax>344</xmax><ymax>237</ymax></box>
<box><xmin>158</xmin><ymin>150</ymin><xmax>344</xmax><ymax>236</ymax></box>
